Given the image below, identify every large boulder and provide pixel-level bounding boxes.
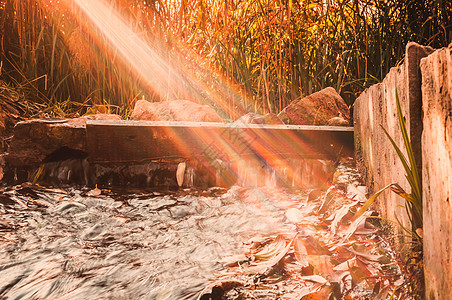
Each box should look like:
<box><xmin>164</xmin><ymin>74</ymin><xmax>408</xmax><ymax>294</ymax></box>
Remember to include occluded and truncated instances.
<box><xmin>131</xmin><ymin>100</ymin><xmax>223</xmax><ymax>122</ymax></box>
<box><xmin>278</xmin><ymin>87</ymin><xmax>350</xmax><ymax>125</ymax></box>
<box><xmin>234</xmin><ymin>112</ymin><xmax>284</xmax><ymax>125</ymax></box>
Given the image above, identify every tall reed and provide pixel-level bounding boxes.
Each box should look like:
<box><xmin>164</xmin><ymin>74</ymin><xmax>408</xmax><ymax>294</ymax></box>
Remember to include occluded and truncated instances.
<box><xmin>0</xmin><ymin>0</ymin><xmax>451</xmax><ymax>118</ymax></box>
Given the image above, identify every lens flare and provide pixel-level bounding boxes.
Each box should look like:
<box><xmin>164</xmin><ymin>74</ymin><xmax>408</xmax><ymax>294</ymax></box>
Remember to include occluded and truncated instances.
<box><xmin>57</xmin><ymin>0</ymin><xmax>337</xmax><ymax>199</ymax></box>
<box><xmin>59</xmin><ymin>0</ymin><xmax>248</xmax><ymax>118</ymax></box>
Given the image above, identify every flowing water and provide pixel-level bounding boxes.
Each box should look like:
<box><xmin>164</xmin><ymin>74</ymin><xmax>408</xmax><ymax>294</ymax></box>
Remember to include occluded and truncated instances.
<box><xmin>0</xmin><ymin>159</ymin><xmax>408</xmax><ymax>299</ymax></box>
<box><xmin>0</xmin><ymin>184</ymin><xmax>307</xmax><ymax>299</ymax></box>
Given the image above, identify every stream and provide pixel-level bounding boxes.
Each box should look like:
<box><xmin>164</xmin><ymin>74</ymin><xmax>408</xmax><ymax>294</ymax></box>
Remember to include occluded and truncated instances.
<box><xmin>0</xmin><ymin>160</ymin><xmax>408</xmax><ymax>299</ymax></box>
<box><xmin>0</xmin><ymin>184</ymin><xmax>306</xmax><ymax>299</ymax></box>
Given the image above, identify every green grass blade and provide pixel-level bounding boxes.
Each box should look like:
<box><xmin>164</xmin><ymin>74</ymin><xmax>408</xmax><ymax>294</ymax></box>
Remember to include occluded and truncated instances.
<box><xmin>395</xmin><ymin>85</ymin><xmax>422</xmax><ymax>202</ymax></box>
<box><xmin>354</xmin><ymin>183</ymin><xmax>393</xmax><ymax>220</ymax></box>
<box><xmin>380</xmin><ymin>125</ymin><xmax>414</xmax><ymax>185</ymax></box>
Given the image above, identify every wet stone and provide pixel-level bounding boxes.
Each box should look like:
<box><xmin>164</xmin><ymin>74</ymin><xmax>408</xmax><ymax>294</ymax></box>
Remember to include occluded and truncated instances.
<box><xmin>169</xmin><ymin>205</ymin><xmax>194</xmax><ymax>218</ymax></box>
<box><xmin>6</xmin><ymin>119</ymin><xmax>87</xmax><ymax>169</ymax></box>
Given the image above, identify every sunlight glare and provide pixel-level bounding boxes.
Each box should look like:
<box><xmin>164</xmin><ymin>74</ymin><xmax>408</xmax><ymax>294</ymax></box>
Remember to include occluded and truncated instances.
<box><xmin>58</xmin><ymin>0</ymin><xmax>331</xmax><ymax>195</ymax></box>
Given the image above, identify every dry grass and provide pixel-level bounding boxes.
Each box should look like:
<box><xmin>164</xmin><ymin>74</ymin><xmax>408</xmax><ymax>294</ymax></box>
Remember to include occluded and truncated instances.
<box><xmin>0</xmin><ymin>0</ymin><xmax>451</xmax><ymax>118</ymax></box>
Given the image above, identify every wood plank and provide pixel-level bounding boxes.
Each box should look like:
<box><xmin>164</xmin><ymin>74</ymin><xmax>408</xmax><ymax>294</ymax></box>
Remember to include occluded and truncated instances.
<box><xmin>86</xmin><ymin>120</ymin><xmax>354</xmax><ymax>163</ymax></box>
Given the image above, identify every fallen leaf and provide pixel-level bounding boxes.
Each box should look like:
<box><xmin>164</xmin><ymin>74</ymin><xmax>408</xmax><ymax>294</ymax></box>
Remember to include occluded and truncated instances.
<box><xmin>329</xmin><ymin>200</ymin><xmax>360</xmax><ymax>235</ymax></box>
<box><xmin>333</xmin><ymin>170</ymin><xmax>343</xmax><ymax>183</ymax></box>
<box><xmin>303</xmin><ymin>236</ymin><xmax>331</xmax><ymax>255</ymax></box>
<box><xmin>355</xmin><ymin>257</ymin><xmax>380</xmax><ymax>278</ymax></box>
<box><xmin>87</xmin><ymin>186</ymin><xmax>101</xmax><ymax>196</ymax></box>
<box><xmin>301</xmin><ymin>274</ymin><xmax>329</xmax><ymax>284</ymax></box>
<box><xmin>333</xmin><ymin>258</ymin><xmax>357</xmax><ymax>271</ymax></box>
<box><xmin>317</xmin><ymin>186</ymin><xmax>336</xmax><ymax>213</ymax></box>
<box><xmin>347</xmin><ymin>184</ymin><xmax>367</xmax><ymax>203</ymax></box>
<box><xmin>349</xmin><ymin>265</ymin><xmax>369</xmax><ymax>285</ymax></box>
<box><xmin>253</xmin><ymin>235</ymin><xmax>287</xmax><ymax>261</ymax></box>
<box><xmin>348</xmin><ymin>247</ymin><xmax>385</xmax><ymax>263</ymax></box>
<box><xmin>293</xmin><ymin>237</ymin><xmax>309</xmax><ymax>267</ymax></box>
<box><xmin>248</xmin><ymin>234</ymin><xmax>296</xmax><ymax>275</ymax></box>
<box><xmin>342</xmin><ymin>211</ymin><xmax>372</xmax><ymax>240</ymax></box>
<box><xmin>300</xmin><ymin>284</ymin><xmax>332</xmax><ymax>300</ymax></box>
<box><xmin>307</xmin><ymin>255</ymin><xmax>335</xmax><ymax>278</ymax></box>
<box><xmin>415</xmin><ymin>228</ymin><xmax>423</xmax><ymax>239</ymax></box>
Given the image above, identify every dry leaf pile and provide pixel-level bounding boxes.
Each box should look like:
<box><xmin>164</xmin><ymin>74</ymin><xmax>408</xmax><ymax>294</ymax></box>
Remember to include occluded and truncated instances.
<box><xmin>200</xmin><ymin>161</ymin><xmax>409</xmax><ymax>300</ymax></box>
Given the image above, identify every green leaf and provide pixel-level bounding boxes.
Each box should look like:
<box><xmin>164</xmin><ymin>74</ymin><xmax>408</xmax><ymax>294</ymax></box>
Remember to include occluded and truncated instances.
<box><xmin>353</xmin><ymin>183</ymin><xmax>393</xmax><ymax>220</ymax></box>
<box><xmin>379</xmin><ymin>85</ymin><xmax>423</xmax><ymax>232</ymax></box>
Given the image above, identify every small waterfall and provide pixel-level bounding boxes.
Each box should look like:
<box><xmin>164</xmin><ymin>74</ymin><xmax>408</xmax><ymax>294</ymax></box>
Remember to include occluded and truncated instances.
<box><xmin>265</xmin><ymin>167</ymin><xmax>277</xmax><ymax>188</ymax></box>
<box><xmin>23</xmin><ymin>147</ymin><xmax>335</xmax><ymax>189</ymax></box>
<box><xmin>233</xmin><ymin>157</ymin><xmax>334</xmax><ymax>189</ymax></box>
<box><xmin>32</xmin><ymin>158</ymin><xmax>90</xmax><ymax>186</ymax></box>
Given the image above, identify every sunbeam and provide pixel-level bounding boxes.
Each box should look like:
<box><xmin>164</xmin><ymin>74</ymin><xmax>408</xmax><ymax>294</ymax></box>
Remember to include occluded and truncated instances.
<box><xmin>53</xmin><ymin>0</ymin><xmax>336</xmax><ymax>192</ymax></box>
<box><xmin>58</xmin><ymin>0</ymin><xmax>248</xmax><ymax>118</ymax></box>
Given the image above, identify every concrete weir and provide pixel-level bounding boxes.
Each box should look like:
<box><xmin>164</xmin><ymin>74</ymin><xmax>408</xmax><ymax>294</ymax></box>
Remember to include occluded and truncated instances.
<box><xmin>6</xmin><ymin>119</ymin><xmax>353</xmax><ymax>188</ymax></box>
<box><xmin>86</xmin><ymin>120</ymin><xmax>353</xmax><ymax>162</ymax></box>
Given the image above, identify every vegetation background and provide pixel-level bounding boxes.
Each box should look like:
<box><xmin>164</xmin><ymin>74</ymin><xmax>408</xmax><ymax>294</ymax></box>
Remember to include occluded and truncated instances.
<box><xmin>0</xmin><ymin>0</ymin><xmax>451</xmax><ymax>122</ymax></box>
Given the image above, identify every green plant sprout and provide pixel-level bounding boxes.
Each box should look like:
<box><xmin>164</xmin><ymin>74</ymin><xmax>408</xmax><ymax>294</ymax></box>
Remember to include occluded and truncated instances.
<box><xmin>354</xmin><ymin>85</ymin><xmax>423</xmax><ymax>240</ymax></box>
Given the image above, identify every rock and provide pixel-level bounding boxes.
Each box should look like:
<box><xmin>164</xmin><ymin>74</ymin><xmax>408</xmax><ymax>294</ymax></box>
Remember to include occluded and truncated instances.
<box><xmin>6</xmin><ymin>119</ymin><xmax>87</xmax><ymax>168</ymax></box>
<box><xmin>234</xmin><ymin>112</ymin><xmax>284</xmax><ymax>125</ymax></box>
<box><xmin>5</xmin><ymin>113</ymin><xmax>123</xmax><ymax>183</ymax></box>
<box><xmin>70</xmin><ymin>113</ymin><xmax>122</xmax><ymax>126</ymax></box>
<box><xmin>278</xmin><ymin>87</ymin><xmax>350</xmax><ymax>125</ymax></box>
<box><xmin>6</xmin><ymin>113</ymin><xmax>120</xmax><ymax>168</ymax></box>
<box><xmin>234</xmin><ymin>113</ymin><xmax>263</xmax><ymax>124</ymax></box>
<box><xmin>130</xmin><ymin>100</ymin><xmax>170</xmax><ymax>121</ymax></box>
<box><xmin>80</xmin><ymin>114</ymin><xmax>122</xmax><ymax>121</ymax></box>
<box><xmin>326</xmin><ymin>116</ymin><xmax>350</xmax><ymax>126</ymax></box>
<box><xmin>263</xmin><ymin>113</ymin><xmax>285</xmax><ymax>125</ymax></box>
<box><xmin>130</xmin><ymin>100</ymin><xmax>223</xmax><ymax>122</ymax></box>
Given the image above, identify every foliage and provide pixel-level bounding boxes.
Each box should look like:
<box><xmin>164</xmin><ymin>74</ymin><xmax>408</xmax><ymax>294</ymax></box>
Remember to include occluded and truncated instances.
<box><xmin>0</xmin><ymin>0</ymin><xmax>143</xmax><ymax>117</ymax></box>
<box><xmin>0</xmin><ymin>78</ymin><xmax>46</xmax><ymax>131</ymax></box>
<box><xmin>0</xmin><ymin>0</ymin><xmax>451</xmax><ymax>118</ymax></box>
<box><xmin>381</xmin><ymin>86</ymin><xmax>422</xmax><ymax>237</ymax></box>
